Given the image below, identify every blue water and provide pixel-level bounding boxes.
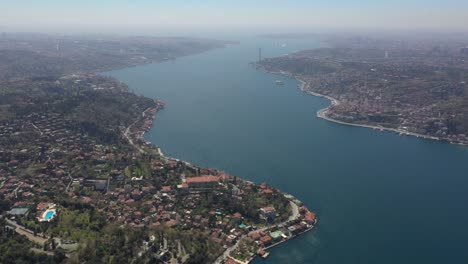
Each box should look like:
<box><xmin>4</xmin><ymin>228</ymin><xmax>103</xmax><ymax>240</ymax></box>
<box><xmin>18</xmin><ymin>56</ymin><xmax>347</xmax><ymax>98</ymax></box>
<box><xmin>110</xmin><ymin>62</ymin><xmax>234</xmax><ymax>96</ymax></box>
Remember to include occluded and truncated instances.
<box><xmin>107</xmin><ymin>36</ymin><xmax>468</xmax><ymax>264</ymax></box>
<box><xmin>45</xmin><ymin>211</ymin><xmax>54</xmax><ymax>220</ymax></box>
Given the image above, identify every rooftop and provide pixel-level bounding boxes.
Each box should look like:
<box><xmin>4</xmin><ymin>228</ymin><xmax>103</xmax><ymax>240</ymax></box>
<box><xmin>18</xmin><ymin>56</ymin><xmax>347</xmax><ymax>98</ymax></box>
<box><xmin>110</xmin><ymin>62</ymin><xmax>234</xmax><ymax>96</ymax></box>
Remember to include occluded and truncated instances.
<box><xmin>186</xmin><ymin>175</ymin><xmax>219</xmax><ymax>183</ymax></box>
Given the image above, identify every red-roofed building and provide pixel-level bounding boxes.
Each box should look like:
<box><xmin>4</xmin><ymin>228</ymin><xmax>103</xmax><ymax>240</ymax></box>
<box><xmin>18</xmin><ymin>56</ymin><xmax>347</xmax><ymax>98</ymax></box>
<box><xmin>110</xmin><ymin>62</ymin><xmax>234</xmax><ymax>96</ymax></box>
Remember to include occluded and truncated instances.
<box><xmin>224</xmin><ymin>258</ymin><xmax>237</xmax><ymax>264</ymax></box>
<box><xmin>259</xmin><ymin>235</ymin><xmax>272</xmax><ymax>246</ymax></box>
<box><xmin>304</xmin><ymin>211</ymin><xmax>316</xmax><ymax>225</ymax></box>
<box><xmin>165</xmin><ymin>220</ymin><xmax>179</xmax><ymax>228</ymax></box>
<box><xmin>36</xmin><ymin>202</ymin><xmax>49</xmax><ymax>211</ymax></box>
<box><xmin>232</xmin><ymin>212</ymin><xmax>242</xmax><ymax>224</ymax></box>
<box><xmin>249</xmin><ymin>231</ymin><xmax>261</xmax><ymax>240</ymax></box>
<box><xmin>186</xmin><ymin>175</ymin><xmax>219</xmax><ymax>189</ymax></box>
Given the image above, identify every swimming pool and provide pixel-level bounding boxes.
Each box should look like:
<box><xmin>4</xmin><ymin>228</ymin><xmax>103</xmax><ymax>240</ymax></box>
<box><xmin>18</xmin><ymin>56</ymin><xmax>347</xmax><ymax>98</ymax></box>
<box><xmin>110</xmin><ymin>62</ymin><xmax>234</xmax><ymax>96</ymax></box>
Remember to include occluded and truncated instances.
<box><xmin>44</xmin><ymin>210</ymin><xmax>54</xmax><ymax>221</ymax></box>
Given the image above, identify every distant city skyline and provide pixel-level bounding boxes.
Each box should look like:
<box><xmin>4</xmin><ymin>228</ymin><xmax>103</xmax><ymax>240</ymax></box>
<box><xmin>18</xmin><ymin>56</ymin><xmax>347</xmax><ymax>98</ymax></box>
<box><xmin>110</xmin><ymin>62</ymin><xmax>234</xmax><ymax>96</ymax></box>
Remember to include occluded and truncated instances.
<box><xmin>2</xmin><ymin>0</ymin><xmax>468</xmax><ymax>33</ymax></box>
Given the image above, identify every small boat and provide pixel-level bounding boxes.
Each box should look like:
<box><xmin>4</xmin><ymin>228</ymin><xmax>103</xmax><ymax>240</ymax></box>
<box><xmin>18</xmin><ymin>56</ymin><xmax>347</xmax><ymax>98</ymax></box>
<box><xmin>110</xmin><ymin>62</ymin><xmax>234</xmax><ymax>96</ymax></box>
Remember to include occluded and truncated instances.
<box><xmin>258</xmin><ymin>249</ymin><xmax>270</xmax><ymax>259</ymax></box>
<box><xmin>276</xmin><ymin>80</ymin><xmax>284</xmax><ymax>85</ymax></box>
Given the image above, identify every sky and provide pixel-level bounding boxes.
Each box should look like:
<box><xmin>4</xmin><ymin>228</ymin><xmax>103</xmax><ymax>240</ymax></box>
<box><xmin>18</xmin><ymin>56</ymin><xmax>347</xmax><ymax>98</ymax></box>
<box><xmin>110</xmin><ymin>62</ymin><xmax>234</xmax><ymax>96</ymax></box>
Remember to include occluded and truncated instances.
<box><xmin>1</xmin><ymin>0</ymin><xmax>468</xmax><ymax>34</ymax></box>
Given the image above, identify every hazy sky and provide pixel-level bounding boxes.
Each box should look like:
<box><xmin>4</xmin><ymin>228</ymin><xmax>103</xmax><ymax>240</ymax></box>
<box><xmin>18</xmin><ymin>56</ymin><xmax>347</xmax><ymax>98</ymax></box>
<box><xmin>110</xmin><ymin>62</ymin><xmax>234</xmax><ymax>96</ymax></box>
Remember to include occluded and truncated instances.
<box><xmin>2</xmin><ymin>0</ymin><xmax>468</xmax><ymax>33</ymax></box>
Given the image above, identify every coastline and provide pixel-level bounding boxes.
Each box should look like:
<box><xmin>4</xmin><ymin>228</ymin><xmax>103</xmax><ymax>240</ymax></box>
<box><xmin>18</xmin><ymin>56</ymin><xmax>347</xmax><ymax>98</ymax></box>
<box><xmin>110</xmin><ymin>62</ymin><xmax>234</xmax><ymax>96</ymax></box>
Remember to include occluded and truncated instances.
<box><xmin>256</xmin><ymin>65</ymin><xmax>457</xmax><ymax>145</ymax></box>
<box><xmin>298</xmin><ymin>79</ymin><xmax>441</xmax><ymax>142</ymax></box>
<box><xmin>214</xmin><ymin>200</ymin><xmax>316</xmax><ymax>264</ymax></box>
<box><xmin>127</xmin><ymin>88</ymin><xmax>317</xmax><ymax>264</ymax></box>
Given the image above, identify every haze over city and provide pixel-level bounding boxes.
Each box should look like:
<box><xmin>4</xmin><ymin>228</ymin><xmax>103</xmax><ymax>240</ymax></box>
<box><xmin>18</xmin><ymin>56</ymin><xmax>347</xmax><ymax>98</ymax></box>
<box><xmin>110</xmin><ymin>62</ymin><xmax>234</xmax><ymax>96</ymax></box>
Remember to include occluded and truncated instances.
<box><xmin>2</xmin><ymin>0</ymin><xmax>468</xmax><ymax>34</ymax></box>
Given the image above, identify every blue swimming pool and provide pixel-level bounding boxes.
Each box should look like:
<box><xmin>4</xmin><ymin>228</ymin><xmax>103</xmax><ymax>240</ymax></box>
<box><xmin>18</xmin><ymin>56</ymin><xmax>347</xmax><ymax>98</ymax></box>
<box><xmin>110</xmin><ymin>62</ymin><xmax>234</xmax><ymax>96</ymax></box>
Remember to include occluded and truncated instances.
<box><xmin>44</xmin><ymin>211</ymin><xmax>54</xmax><ymax>220</ymax></box>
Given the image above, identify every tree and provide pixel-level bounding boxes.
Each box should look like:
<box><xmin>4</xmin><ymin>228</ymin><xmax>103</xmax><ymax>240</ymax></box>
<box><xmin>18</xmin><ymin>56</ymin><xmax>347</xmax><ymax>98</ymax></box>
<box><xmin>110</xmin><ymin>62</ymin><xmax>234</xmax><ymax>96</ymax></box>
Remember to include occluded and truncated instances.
<box><xmin>51</xmin><ymin>239</ymin><xmax>57</xmax><ymax>250</ymax></box>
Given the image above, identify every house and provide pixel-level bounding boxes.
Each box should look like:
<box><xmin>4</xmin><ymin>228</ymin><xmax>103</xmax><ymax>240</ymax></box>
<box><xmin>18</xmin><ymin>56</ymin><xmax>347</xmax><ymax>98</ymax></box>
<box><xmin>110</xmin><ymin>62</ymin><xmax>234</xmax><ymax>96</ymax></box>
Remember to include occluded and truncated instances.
<box><xmin>304</xmin><ymin>211</ymin><xmax>316</xmax><ymax>225</ymax></box>
<box><xmin>161</xmin><ymin>186</ymin><xmax>172</xmax><ymax>193</ymax></box>
<box><xmin>270</xmin><ymin>230</ymin><xmax>284</xmax><ymax>242</ymax></box>
<box><xmin>287</xmin><ymin>225</ymin><xmax>298</xmax><ymax>236</ymax></box>
<box><xmin>36</xmin><ymin>202</ymin><xmax>57</xmax><ymax>222</ymax></box>
<box><xmin>259</xmin><ymin>207</ymin><xmax>276</xmax><ymax>221</ymax></box>
<box><xmin>287</xmin><ymin>224</ymin><xmax>306</xmax><ymax>236</ymax></box>
<box><xmin>259</xmin><ymin>235</ymin><xmax>272</xmax><ymax>246</ymax></box>
<box><xmin>232</xmin><ymin>212</ymin><xmax>242</xmax><ymax>224</ymax></box>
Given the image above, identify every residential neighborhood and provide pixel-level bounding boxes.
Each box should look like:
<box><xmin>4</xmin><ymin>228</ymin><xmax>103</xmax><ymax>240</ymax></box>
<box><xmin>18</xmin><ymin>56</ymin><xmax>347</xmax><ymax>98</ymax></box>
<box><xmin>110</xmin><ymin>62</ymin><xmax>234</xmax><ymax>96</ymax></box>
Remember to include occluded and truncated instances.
<box><xmin>0</xmin><ymin>72</ymin><xmax>317</xmax><ymax>263</ymax></box>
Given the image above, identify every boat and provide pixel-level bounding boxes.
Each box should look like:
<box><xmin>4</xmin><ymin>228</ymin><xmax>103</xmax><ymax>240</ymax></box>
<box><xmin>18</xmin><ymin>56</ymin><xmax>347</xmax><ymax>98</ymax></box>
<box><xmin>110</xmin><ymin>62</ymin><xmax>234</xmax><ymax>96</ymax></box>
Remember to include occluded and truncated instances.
<box><xmin>275</xmin><ymin>80</ymin><xmax>284</xmax><ymax>85</ymax></box>
<box><xmin>258</xmin><ymin>248</ymin><xmax>270</xmax><ymax>259</ymax></box>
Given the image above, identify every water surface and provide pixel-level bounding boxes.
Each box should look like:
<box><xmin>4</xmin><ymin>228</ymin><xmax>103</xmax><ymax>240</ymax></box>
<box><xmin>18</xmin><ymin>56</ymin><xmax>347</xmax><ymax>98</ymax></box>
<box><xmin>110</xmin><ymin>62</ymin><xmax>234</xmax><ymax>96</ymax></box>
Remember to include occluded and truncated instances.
<box><xmin>107</xmin><ymin>36</ymin><xmax>468</xmax><ymax>264</ymax></box>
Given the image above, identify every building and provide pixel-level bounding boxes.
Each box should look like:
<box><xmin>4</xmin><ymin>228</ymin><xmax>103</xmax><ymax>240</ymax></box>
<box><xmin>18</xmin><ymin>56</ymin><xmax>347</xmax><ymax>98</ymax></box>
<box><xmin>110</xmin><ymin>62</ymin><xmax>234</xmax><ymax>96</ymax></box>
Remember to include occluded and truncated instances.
<box><xmin>186</xmin><ymin>175</ymin><xmax>219</xmax><ymax>189</ymax></box>
<box><xmin>232</xmin><ymin>212</ymin><xmax>242</xmax><ymax>224</ymax></box>
<box><xmin>287</xmin><ymin>225</ymin><xmax>299</xmax><ymax>236</ymax></box>
<box><xmin>83</xmin><ymin>179</ymin><xmax>107</xmax><ymax>192</ymax></box>
<box><xmin>259</xmin><ymin>207</ymin><xmax>276</xmax><ymax>221</ymax></box>
<box><xmin>287</xmin><ymin>223</ymin><xmax>306</xmax><ymax>236</ymax></box>
<box><xmin>36</xmin><ymin>202</ymin><xmax>57</xmax><ymax>222</ymax></box>
<box><xmin>94</xmin><ymin>180</ymin><xmax>107</xmax><ymax>192</ymax></box>
<box><xmin>8</xmin><ymin>207</ymin><xmax>29</xmax><ymax>217</ymax></box>
<box><xmin>304</xmin><ymin>211</ymin><xmax>316</xmax><ymax>225</ymax></box>
<box><xmin>177</xmin><ymin>182</ymin><xmax>189</xmax><ymax>193</ymax></box>
<box><xmin>270</xmin><ymin>230</ymin><xmax>284</xmax><ymax>242</ymax></box>
<box><xmin>161</xmin><ymin>186</ymin><xmax>172</xmax><ymax>193</ymax></box>
<box><xmin>259</xmin><ymin>235</ymin><xmax>272</xmax><ymax>246</ymax></box>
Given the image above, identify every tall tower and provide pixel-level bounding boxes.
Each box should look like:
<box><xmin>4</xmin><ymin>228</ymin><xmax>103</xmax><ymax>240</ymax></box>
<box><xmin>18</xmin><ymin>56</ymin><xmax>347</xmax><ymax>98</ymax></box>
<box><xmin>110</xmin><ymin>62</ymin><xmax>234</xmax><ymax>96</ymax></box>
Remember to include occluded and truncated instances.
<box><xmin>258</xmin><ymin>48</ymin><xmax>262</xmax><ymax>62</ymax></box>
<box><xmin>385</xmin><ymin>50</ymin><xmax>389</xmax><ymax>59</ymax></box>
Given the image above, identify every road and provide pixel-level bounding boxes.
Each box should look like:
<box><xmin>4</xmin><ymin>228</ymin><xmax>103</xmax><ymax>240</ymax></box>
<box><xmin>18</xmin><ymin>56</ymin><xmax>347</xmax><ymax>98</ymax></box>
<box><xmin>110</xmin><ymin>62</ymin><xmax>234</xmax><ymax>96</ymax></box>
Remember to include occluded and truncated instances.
<box><xmin>123</xmin><ymin>107</ymin><xmax>154</xmax><ymax>154</ymax></box>
<box><xmin>65</xmin><ymin>173</ymin><xmax>74</xmax><ymax>193</ymax></box>
<box><xmin>5</xmin><ymin>218</ymin><xmax>62</xmax><ymax>247</ymax></box>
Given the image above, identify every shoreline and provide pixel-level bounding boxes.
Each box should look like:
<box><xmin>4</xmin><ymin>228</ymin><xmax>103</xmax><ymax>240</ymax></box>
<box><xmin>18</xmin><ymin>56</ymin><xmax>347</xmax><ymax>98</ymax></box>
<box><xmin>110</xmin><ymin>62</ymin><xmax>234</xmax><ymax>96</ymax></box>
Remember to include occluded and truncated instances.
<box><xmin>235</xmin><ymin>225</ymin><xmax>316</xmax><ymax>264</ymax></box>
<box><xmin>215</xmin><ymin>200</ymin><xmax>316</xmax><ymax>264</ymax></box>
<box><xmin>257</xmin><ymin>65</ymin><xmax>467</xmax><ymax>146</ymax></box>
<box><xmin>128</xmin><ymin>91</ymin><xmax>317</xmax><ymax>264</ymax></box>
<box><xmin>265</xmin><ymin>224</ymin><xmax>315</xmax><ymax>251</ymax></box>
<box><xmin>124</xmin><ymin>99</ymin><xmax>166</xmax><ymax>155</ymax></box>
<box><xmin>299</xmin><ymin>80</ymin><xmax>441</xmax><ymax>142</ymax></box>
